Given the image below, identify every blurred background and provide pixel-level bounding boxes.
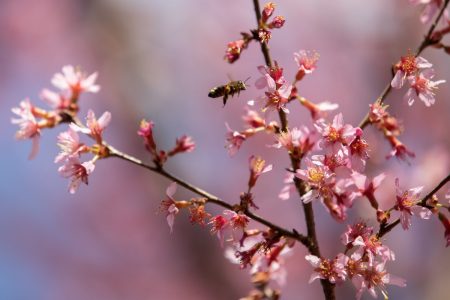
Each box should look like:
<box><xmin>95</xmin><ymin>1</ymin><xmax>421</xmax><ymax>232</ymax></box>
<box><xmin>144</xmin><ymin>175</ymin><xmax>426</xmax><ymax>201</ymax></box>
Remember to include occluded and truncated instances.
<box><xmin>1</xmin><ymin>0</ymin><xmax>450</xmax><ymax>299</ymax></box>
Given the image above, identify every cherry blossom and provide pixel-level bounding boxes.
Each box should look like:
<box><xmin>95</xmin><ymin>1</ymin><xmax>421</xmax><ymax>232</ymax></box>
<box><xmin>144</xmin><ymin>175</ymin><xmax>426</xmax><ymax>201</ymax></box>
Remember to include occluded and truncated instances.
<box><xmin>168</xmin><ymin>135</ymin><xmax>195</xmax><ymax>156</ymax></box>
<box><xmin>55</xmin><ymin>128</ymin><xmax>87</xmax><ymax>163</ymax></box>
<box><xmin>394</xmin><ymin>178</ymin><xmax>431</xmax><ymax>230</ymax></box>
<box><xmin>138</xmin><ymin>119</ymin><xmax>157</xmax><ymax>153</ymax></box>
<box><xmin>294</xmin><ymin>50</ymin><xmax>319</xmax><ymax>78</ymax></box>
<box><xmin>159</xmin><ymin>182</ymin><xmax>180</xmax><ymax>233</ymax></box>
<box><xmin>273</xmin><ymin>126</ymin><xmax>317</xmax><ymax>158</ymax></box>
<box><xmin>296</xmin><ymin>158</ymin><xmax>334</xmax><ymax>203</ymax></box>
<box><xmin>209</xmin><ymin>215</ymin><xmax>229</xmax><ymax>246</ymax></box>
<box><xmin>248</xmin><ymin>155</ymin><xmax>272</xmax><ymax>190</ymax></box>
<box><xmin>51</xmin><ymin>65</ymin><xmax>100</xmax><ymax>95</ymax></box>
<box><xmin>58</xmin><ymin>156</ymin><xmax>95</xmax><ymax>194</ymax></box>
<box><xmin>391</xmin><ymin>54</ymin><xmax>432</xmax><ymax>89</ymax></box>
<box><xmin>341</xmin><ymin>221</ymin><xmax>373</xmax><ymax>246</ymax></box>
<box><xmin>225</xmin><ymin>123</ymin><xmax>247</xmax><ymax>156</ymax></box>
<box><xmin>262</xmin><ymin>74</ymin><xmax>292</xmax><ymax>113</ymax></box>
<box><xmin>225</xmin><ymin>39</ymin><xmax>247</xmax><ymax>63</ymax></box>
<box><xmin>404</xmin><ymin>69</ymin><xmax>446</xmax><ymax>106</ymax></box>
<box><xmin>70</xmin><ymin>110</ymin><xmax>111</xmax><ymax>144</ymax></box>
<box><xmin>351</xmin><ymin>172</ymin><xmax>385</xmax><ymax>209</ymax></box>
<box><xmin>352</xmin><ymin>234</ymin><xmax>395</xmax><ymax>264</ymax></box>
<box><xmin>11</xmin><ymin>99</ymin><xmax>41</xmax><ymax>159</ymax></box>
<box><xmin>305</xmin><ymin>254</ymin><xmax>347</xmax><ymax>284</ymax></box>
<box><xmin>353</xmin><ymin>260</ymin><xmax>406</xmax><ymax>300</ymax></box>
<box><xmin>39</xmin><ymin>88</ymin><xmax>71</xmax><ymax>110</ymax></box>
<box><xmin>315</xmin><ymin>113</ymin><xmax>361</xmax><ymax>154</ymax></box>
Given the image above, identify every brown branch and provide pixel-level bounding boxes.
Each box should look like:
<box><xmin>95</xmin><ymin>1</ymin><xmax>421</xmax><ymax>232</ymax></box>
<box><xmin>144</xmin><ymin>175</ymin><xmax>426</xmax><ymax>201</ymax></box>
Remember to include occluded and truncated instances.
<box><xmin>377</xmin><ymin>173</ymin><xmax>450</xmax><ymax>238</ymax></box>
<box><xmin>251</xmin><ymin>1</ymin><xmax>335</xmax><ymax>299</ymax></box>
<box><xmin>106</xmin><ymin>143</ymin><xmax>310</xmax><ymax>246</ymax></box>
<box><xmin>358</xmin><ymin>0</ymin><xmax>450</xmax><ymax>130</ymax></box>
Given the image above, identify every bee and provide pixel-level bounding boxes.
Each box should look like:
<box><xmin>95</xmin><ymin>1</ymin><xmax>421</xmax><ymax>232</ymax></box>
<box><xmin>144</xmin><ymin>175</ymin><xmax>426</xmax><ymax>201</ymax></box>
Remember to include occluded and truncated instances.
<box><xmin>208</xmin><ymin>77</ymin><xmax>250</xmax><ymax>106</ymax></box>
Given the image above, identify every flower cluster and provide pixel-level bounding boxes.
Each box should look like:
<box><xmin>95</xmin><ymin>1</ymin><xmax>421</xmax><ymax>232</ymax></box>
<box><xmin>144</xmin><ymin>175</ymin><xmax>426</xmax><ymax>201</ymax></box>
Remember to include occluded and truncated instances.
<box><xmin>307</xmin><ymin>221</ymin><xmax>405</xmax><ymax>300</ymax></box>
<box><xmin>391</xmin><ymin>53</ymin><xmax>445</xmax><ymax>106</ymax></box>
<box><xmin>11</xmin><ymin>65</ymin><xmax>100</xmax><ymax>159</ymax></box>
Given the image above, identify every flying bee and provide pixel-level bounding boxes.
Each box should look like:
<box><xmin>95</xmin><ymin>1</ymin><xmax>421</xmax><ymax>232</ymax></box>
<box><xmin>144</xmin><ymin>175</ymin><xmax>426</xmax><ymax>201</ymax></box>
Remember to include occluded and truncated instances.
<box><xmin>208</xmin><ymin>77</ymin><xmax>250</xmax><ymax>106</ymax></box>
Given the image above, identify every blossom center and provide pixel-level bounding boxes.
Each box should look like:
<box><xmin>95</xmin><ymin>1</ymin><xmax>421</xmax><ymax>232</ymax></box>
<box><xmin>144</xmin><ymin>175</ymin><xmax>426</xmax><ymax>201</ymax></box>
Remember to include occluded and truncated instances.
<box><xmin>400</xmin><ymin>54</ymin><xmax>417</xmax><ymax>75</ymax></box>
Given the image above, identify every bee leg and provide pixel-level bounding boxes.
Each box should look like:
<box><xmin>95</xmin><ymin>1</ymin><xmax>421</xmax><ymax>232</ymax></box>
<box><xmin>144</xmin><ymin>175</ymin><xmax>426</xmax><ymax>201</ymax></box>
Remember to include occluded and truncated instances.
<box><xmin>222</xmin><ymin>94</ymin><xmax>229</xmax><ymax>107</ymax></box>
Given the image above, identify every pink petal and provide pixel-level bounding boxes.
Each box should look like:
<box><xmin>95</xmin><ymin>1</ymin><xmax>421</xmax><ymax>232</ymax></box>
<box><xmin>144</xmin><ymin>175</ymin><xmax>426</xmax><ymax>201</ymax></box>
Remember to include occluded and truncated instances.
<box><xmin>97</xmin><ymin>111</ymin><xmax>112</xmax><ymax>129</ymax></box>
<box><xmin>166</xmin><ymin>182</ymin><xmax>177</xmax><ymax>198</ymax></box>
<box><xmin>391</xmin><ymin>70</ymin><xmax>405</xmax><ymax>88</ymax></box>
<box><xmin>28</xmin><ymin>135</ymin><xmax>40</xmax><ymax>160</ymax></box>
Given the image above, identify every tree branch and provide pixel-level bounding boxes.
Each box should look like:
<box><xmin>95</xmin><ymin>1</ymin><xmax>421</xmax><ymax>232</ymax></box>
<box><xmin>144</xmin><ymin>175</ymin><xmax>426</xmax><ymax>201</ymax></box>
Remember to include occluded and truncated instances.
<box><xmin>106</xmin><ymin>143</ymin><xmax>310</xmax><ymax>246</ymax></box>
<box><xmin>251</xmin><ymin>1</ymin><xmax>335</xmax><ymax>299</ymax></box>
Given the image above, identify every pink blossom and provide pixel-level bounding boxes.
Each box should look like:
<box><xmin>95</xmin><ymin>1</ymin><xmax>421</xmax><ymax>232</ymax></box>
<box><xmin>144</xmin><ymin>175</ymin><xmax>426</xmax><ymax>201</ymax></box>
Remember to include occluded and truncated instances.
<box><xmin>368</xmin><ymin>103</ymin><xmax>388</xmax><ymax>124</ymax></box>
<box><xmin>349</xmin><ymin>136</ymin><xmax>370</xmax><ymax>172</ymax></box>
<box><xmin>394</xmin><ymin>178</ymin><xmax>431</xmax><ymax>230</ymax></box>
<box><xmin>305</xmin><ymin>254</ymin><xmax>347</xmax><ymax>284</ymax></box>
<box><xmin>312</xmin><ymin>148</ymin><xmax>349</xmax><ymax>173</ymax></box>
<box><xmin>71</xmin><ymin>110</ymin><xmax>111</xmax><ymax>144</ymax></box>
<box><xmin>58</xmin><ymin>156</ymin><xmax>95</xmax><ymax>194</ymax></box>
<box><xmin>353</xmin><ymin>260</ymin><xmax>406</xmax><ymax>300</ymax></box>
<box><xmin>296</xmin><ymin>158</ymin><xmax>334</xmax><ymax>203</ymax></box>
<box><xmin>273</xmin><ymin>126</ymin><xmax>317</xmax><ymax>158</ymax></box>
<box><xmin>11</xmin><ymin>99</ymin><xmax>41</xmax><ymax>159</ymax></box>
<box><xmin>262</xmin><ymin>75</ymin><xmax>292</xmax><ymax>113</ymax></box>
<box><xmin>159</xmin><ymin>182</ymin><xmax>180</xmax><ymax>233</ymax></box>
<box><xmin>168</xmin><ymin>135</ymin><xmax>195</xmax><ymax>156</ymax></box>
<box><xmin>262</xmin><ymin>2</ymin><xmax>276</xmax><ymax>22</ymax></box>
<box><xmin>242</xmin><ymin>108</ymin><xmax>266</xmax><ymax>129</ymax></box>
<box><xmin>351</xmin><ymin>172</ymin><xmax>385</xmax><ymax>209</ymax></box>
<box><xmin>341</xmin><ymin>221</ymin><xmax>373</xmax><ymax>246</ymax></box>
<box><xmin>255</xmin><ymin>64</ymin><xmax>286</xmax><ymax>90</ymax></box>
<box><xmin>209</xmin><ymin>215</ymin><xmax>229</xmax><ymax>246</ymax></box>
<box><xmin>353</xmin><ymin>235</ymin><xmax>395</xmax><ymax>264</ymax></box>
<box><xmin>224</xmin><ymin>39</ymin><xmax>247</xmax><ymax>64</ymax></box>
<box><xmin>138</xmin><ymin>119</ymin><xmax>157</xmax><ymax>153</ymax></box>
<box><xmin>306</xmin><ymin>100</ymin><xmax>339</xmax><ymax>120</ymax></box>
<box><xmin>51</xmin><ymin>65</ymin><xmax>100</xmax><ymax>95</ymax></box>
<box><xmin>268</xmin><ymin>16</ymin><xmax>285</xmax><ymax>29</ymax></box>
<box><xmin>391</xmin><ymin>54</ymin><xmax>432</xmax><ymax>89</ymax></box>
<box><xmin>315</xmin><ymin>113</ymin><xmax>361</xmax><ymax>153</ymax></box>
<box><xmin>386</xmin><ymin>139</ymin><xmax>415</xmax><ymax>162</ymax></box>
<box><xmin>225</xmin><ymin>123</ymin><xmax>246</xmax><ymax>156</ymax></box>
<box><xmin>326</xmin><ymin>178</ymin><xmax>356</xmax><ymax>221</ymax></box>
<box><xmin>55</xmin><ymin>128</ymin><xmax>86</xmax><ymax>163</ymax></box>
<box><xmin>294</xmin><ymin>50</ymin><xmax>319</xmax><ymax>76</ymax></box>
<box><xmin>404</xmin><ymin>69</ymin><xmax>445</xmax><ymax>106</ymax></box>
<box><xmin>248</xmin><ymin>155</ymin><xmax>272</xmax><ymax>189</ymax></box>
<box><xmin>223</xmin><ymin>210</ymin><xmax>250</xmax><ymax>231</ymax></box>
<box><xmin>39</xmin><ymin>88</ymin><xmax>70</xmax><ymax>110</ymax></box>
